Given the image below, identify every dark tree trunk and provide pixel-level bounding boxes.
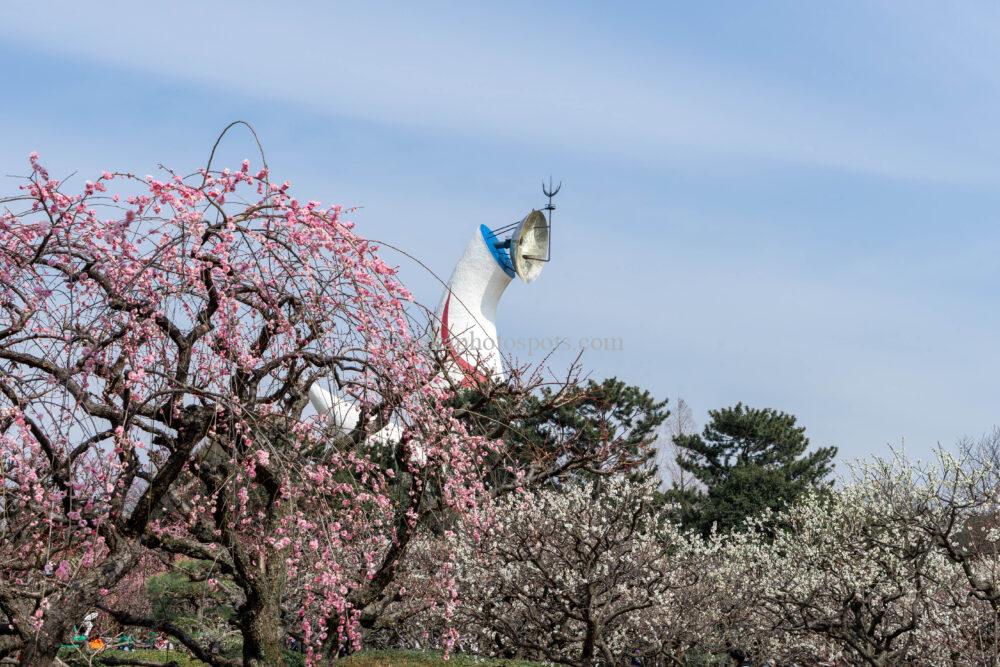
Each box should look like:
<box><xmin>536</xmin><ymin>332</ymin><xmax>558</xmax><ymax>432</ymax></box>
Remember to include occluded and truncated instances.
<box><xmin>16</xmin><ymin>546</ymin><xmax>139</xmax><ymax>667</ymax></box>
<box><xmin>239</xmin><ymin>582</ymin><xmax>286</xmax><ymax>667</ymax></box>
<box><xmin>580</xmin><ymin>618</ymin><xmax>598</xmax><ymax>667</ymax></box>
<box><xmin>17</xmin><ymin>612</ymin><xmax>72</xmax><ymax>667</ymax></box>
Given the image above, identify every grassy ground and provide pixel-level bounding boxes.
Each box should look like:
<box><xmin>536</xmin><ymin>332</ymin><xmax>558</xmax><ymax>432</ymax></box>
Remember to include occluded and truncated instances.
<box><xmin>59</xmin><ymin>648</ymin><xmax>210</xmax><ymax>666</ymax></box>
<box><xmin>60</xmin><ymin>648</ymin><xmax>544</xmax><ymax>666</ymax></box>
<box><xmin>341</xmin><ymin>650</ymin><xmax>545</xmax><ymax>666</ymax></box>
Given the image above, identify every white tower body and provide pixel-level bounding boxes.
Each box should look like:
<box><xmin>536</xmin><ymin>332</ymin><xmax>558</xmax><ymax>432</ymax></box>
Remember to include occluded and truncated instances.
<box><xmin>309</xmin><ymin>210</ymin><xmax>549</xmax><ymax>451</ymax></box>
<box><xmin>307</xmin><ymin>383</ymin><xmax>404</xmax><ymax>446</ymax></box>
<box><xmin>433</xmin><ymin>225</ymin><xmax>515</xmax><ymax>383</ymax></box>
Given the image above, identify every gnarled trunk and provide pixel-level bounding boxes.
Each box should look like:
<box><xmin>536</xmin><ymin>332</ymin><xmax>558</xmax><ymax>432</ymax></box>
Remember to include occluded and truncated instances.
<box><xmin>17</xmin><ymin>608</ymin><xmax>74</xmax><ymax>667</ymax></box>
<box><xmin>580</xmin><ymin>618</ymin><xmax>599</xmax><ymax>667</ymax></box>
<box><xmin>14</xmin><ymin>544</ymin><xmax>139</xmax><ymax>667</ymax></box>
<box><xmin>240</xmin><ymin>583</ymin><xmax>286</xmax><ymax>667</ymax></box>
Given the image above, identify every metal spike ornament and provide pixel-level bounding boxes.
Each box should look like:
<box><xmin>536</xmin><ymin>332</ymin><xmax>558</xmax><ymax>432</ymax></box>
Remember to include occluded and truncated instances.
<box><xmin>433</xmin><ymin>179</ymin><xmax>560</xmax><ymax>383</ymax></box>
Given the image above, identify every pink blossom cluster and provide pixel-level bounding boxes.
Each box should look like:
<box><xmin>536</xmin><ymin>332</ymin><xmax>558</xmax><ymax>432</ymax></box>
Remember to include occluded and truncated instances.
<box><xmin>0</xmin><ymin>153</ymin><xmax>503</xmax><ymax>664</ymax></box>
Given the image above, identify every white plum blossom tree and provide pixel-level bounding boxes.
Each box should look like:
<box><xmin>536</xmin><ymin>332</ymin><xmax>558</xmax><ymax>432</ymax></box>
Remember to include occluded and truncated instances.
<box><xmin>447</xmin><ymin>479</ymin><xmax>706</xmax><ymax>665</ymax></box>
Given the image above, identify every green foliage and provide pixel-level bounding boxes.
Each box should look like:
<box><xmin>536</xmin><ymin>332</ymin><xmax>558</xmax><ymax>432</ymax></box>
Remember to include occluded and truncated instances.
<box><xmin>671</xmin><ymin>403</ymin><xmax>836</xmax><ymax>535</ymax></box>
<box><xmin>454</xmin><ymin>377</ymin><xmax>669</xmax><ymax>491</ymax></box>
<box><xmin>144</xmin><ymin>560</ymin><xmax>239</xmax><ymax>653</ymax></box>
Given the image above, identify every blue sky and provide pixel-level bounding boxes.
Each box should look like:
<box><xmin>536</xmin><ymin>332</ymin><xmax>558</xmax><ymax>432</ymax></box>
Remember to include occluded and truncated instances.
<box><xmin>2</xmin><ymin>2</ymin><xmax>998</xmax><ymax>464</ymax></box>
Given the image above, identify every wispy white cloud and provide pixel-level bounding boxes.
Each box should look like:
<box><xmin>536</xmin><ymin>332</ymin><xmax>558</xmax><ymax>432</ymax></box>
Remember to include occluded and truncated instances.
<box><xmin>2</xmin><ymin>1</ymin><xmax>997</xmax><ymax>183</ymax></box>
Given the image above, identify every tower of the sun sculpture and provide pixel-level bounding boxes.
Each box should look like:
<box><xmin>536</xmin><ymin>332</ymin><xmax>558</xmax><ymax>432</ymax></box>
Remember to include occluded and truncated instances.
<box><xmin>309</xmin><ymin>182</ymin><xmax>558</xmax><ymax>448</ymax></box>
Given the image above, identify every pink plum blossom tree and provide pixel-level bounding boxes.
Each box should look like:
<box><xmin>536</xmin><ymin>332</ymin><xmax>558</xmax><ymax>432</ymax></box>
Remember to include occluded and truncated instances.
<box><xmin>0</xmin><ymin>153</ymin><xmax>499</xmax><ymax>666</ymax></box>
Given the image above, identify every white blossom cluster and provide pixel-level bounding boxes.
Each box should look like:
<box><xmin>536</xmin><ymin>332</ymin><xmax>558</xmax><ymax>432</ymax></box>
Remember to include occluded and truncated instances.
<box><xmin>449</xmin><ymin>478</ymin><xmax>713</xmax><ymax>665</ymax></box>
<box><xmin>389</xmin><ymin>435</ymin><xmax>1000</xmax><ymax>665</ymax></box>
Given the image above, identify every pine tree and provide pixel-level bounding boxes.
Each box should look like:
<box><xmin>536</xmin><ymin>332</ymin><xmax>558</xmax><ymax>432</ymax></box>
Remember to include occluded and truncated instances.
<box><xmin>672</xmin><ymin>403</ymin><xmax>836</xmax><ymax>535</ymax></box>
<box><xmin>453</xmin><ymin>377</ymin><xmax>669</xmax><ymax>492</ymax></box>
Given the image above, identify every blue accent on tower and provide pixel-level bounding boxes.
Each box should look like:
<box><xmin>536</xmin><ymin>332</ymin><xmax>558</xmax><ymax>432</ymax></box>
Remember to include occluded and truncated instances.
<box><xmin>480</xmin><ymin>224</ymin><xmax>516</xmax><ymax>278</ymax></box>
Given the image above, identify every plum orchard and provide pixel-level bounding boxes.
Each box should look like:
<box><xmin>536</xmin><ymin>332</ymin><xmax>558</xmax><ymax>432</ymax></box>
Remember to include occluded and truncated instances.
<box><xmin>0</xmin><ymin>154</ymin><xmax>501</xmax><ymax>666</ymax></box>
<box><xmin>429</xmin><ymin>442</ymin><xmax>1000</xmax><ymax>666</ymax></box>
